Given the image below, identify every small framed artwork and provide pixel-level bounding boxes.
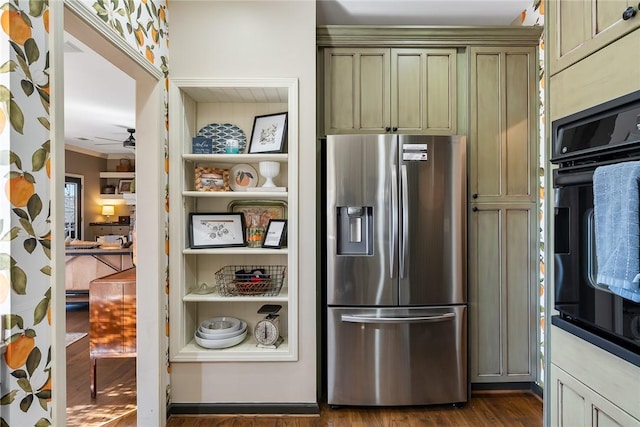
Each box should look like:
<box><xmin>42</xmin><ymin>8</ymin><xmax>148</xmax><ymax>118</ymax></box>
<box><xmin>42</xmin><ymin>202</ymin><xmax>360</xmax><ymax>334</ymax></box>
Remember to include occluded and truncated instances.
<box><xmin>189</xmin><ymin>212</ymin><xmax>246</xmax><ymax>248</ymax></box>
<box><xmin>118</xmin><ymin>179</ymin><xmax>133</xmax><ymax>194</ymax></box>
<box><xmin>195</xmin><ymin>166</ymin><xmax>230</xmax><ymax>192</ymax></box>
<box><xmin>262</xmin><ymin>219</ymin><xmax>287</xmax><ymax>248</ymax></box>
<box><xmin>248</xmin><ymin>112</ymin><xmax>287</xmax><ymax>154</ymax></box>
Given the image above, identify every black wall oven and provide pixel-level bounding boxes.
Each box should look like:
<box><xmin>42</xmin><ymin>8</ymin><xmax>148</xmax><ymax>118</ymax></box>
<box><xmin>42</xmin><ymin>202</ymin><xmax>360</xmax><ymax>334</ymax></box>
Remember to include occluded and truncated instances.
<box><xmin>551</xmin><ymin>90</ymin><xmax>640</xmax><ymax>364</ymax></box>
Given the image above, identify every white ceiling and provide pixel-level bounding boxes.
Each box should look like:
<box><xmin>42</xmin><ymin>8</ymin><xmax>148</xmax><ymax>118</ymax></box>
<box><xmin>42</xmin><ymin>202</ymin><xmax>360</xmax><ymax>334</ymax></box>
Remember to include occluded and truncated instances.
<box><xmin>64</xmin><ymin>0</ymin><xmax>532</xmax><ymax>155</ymax></box>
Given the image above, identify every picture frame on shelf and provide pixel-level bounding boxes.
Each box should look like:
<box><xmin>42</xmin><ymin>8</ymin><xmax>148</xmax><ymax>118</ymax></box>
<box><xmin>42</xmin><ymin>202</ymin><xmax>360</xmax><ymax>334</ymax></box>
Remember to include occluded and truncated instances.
<box><xmin>189</xmin><ymin>212</ymin><xmax>246</xmax><ymax>249</ymax></box>
<box><xmin>262</xmin><ymin>219</ymin><xmax>287</xmax><ymax>248</ymax></box>
<box><xmin>118</xmin><ymin>179</ymin><xmax>134</xmax><ymax>194</ymax></box>
<box><xmin>248</xmin><ymin>112</ymin><xmax>287</xmax><ymax>154</ymax></box>
<box><xmin>195</xmin><ymin>166</ymin><xmax>230</xmax><ymax>192</ymax></box>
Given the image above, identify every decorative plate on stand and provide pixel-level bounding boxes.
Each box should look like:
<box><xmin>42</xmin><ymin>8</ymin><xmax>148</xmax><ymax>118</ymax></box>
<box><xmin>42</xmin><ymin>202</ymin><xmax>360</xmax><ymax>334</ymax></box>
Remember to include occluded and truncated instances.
<box><xmin>229</xmin><ymin>164</ymin><xmax>258</xmax><ymax>191</ymax></box>
<box><xmin>197</xmin><ymin>123</ymin><xmax>247</xmax><ymax>153</ymax></box>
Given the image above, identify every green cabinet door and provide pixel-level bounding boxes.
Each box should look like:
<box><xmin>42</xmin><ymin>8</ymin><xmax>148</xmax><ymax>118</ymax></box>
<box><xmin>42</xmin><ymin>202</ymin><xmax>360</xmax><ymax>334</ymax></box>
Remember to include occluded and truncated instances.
<box><xmin>468</xmin><ymin>203</ymin><xmax>537</xmax><ymax>383</ymax></box>
<box><xmin>323</xmin><ymin>48</ymin><xmax>390</xmax><ymax>134</ymax></box>
<box><xmin>548</xmin><ymin>0</ymin><xmax>640</xmax><ymax>76</ymax></box>
<box><xmin>469</xmin><ymin>46</ymin><xmax>538</xmax><ymax>204</ymax></box>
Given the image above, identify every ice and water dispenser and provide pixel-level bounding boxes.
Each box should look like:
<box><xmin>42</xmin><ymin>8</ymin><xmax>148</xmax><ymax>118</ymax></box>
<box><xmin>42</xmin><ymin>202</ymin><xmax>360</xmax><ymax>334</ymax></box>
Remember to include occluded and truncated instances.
<box><xmin>336</xmin><ymin>206</ymin><xmax>373</xmax><ymax>255</ymax></box>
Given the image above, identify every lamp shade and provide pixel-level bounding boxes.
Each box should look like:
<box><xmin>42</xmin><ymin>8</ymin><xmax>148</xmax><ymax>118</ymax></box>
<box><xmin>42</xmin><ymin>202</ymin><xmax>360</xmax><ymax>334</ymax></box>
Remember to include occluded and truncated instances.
<box><xmin>101</xmin><ymin>205</ymin><xmax>115</xmax><ymax>216</ymax></box>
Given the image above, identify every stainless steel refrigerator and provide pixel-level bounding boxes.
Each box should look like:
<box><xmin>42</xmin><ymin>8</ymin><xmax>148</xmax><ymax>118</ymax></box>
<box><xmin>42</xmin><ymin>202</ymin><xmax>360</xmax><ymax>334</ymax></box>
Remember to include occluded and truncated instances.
<box><xmin>325</xmin><ymin>134</ymin><xmax>468</xmax><ymax>407</ymax></box>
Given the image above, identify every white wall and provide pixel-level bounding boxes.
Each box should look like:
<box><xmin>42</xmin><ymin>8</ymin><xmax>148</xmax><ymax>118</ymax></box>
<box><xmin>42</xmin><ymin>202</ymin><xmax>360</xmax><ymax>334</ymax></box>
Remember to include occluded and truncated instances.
<box><xmin>168</xmin><ymin>1</ymin><xmax>317</xmax><ymax>404</ymax></box>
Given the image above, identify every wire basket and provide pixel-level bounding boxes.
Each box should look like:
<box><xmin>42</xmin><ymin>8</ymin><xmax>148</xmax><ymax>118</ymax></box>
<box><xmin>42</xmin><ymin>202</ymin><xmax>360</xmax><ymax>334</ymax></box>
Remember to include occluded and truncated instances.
<box><xmin>215</xmin><ymin>265</ymin><xmax>286</xmax><ymax>297</ymax></box>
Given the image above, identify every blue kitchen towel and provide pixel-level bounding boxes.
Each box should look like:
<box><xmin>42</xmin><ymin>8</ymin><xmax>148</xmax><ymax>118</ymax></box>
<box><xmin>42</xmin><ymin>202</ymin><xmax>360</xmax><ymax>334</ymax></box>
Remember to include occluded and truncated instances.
<box><xmin>593</xmin><ymin>161</ymin><xmax>640</xmax><ymax>302</ymax></box>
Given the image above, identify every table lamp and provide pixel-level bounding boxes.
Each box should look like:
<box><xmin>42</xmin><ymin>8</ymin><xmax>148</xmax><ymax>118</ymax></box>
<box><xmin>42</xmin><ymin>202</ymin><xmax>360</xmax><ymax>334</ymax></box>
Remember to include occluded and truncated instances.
<box><xmin>101</xmin><ymin>205</ymin><xmax>115</xmax><ymax>222</ymax></box>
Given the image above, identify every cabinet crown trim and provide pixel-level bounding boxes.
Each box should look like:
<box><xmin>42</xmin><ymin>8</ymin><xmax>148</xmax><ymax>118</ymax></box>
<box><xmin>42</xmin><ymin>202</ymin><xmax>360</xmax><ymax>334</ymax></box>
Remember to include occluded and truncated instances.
<box><xmin>317</xmin><ymin>25</ymin><xmax>543</xmax><ymax>47</ymax></box>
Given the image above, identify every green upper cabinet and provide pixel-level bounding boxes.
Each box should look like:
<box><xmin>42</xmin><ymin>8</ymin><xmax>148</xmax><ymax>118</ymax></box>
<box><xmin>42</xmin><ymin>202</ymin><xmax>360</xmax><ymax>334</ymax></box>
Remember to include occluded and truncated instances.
<box><xmin>323</xmin><ymin>47</ymin><xmax>457</xmax><ymax>135</ymax></box>
<box><xmin>469</xmin><ymin>46</ymin><xmax>538</xmax><ymax>203</ymax></box>
<box><xmin>548</xmin><ymin>0</ymin><xmax>640</xmax><ymax>76</ymax></box>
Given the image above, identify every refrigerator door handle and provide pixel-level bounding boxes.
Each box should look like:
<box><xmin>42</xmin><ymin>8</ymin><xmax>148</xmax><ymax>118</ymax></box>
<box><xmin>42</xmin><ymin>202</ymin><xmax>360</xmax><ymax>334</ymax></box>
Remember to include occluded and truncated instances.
<box><xmin>400</xmin><ymin>164</ymin><xmax>409</xmax><ymax>278</ymax></box>
<box><xmin>390</xmin><ymin>166</ymin><xmax>398</xmax><ymax>278</ymax></box>
<box><xmin>341</xmin><ymin>313</ymin><xmax>455</xmax><ymax>324</ymax></box>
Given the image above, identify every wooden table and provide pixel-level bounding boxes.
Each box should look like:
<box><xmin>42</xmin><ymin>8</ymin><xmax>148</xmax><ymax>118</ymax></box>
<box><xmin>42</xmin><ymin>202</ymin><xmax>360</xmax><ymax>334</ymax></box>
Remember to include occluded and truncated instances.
<box><xmin>89</xmin><ymin>267</ymin><xmax>136</xmax><ymax>398</ymax></box>
<box><xmin>66</xmin><ymin>247</ymin><xmax>133</xmax><ymax>307</ymax></box>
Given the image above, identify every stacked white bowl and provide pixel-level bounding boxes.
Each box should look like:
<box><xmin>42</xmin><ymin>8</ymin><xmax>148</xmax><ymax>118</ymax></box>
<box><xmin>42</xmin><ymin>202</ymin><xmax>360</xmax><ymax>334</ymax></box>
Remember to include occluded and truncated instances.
<box><xmin>194</xmin><ymin>316</ymin><xmax>247</xmax><ymax>349</ymax></box>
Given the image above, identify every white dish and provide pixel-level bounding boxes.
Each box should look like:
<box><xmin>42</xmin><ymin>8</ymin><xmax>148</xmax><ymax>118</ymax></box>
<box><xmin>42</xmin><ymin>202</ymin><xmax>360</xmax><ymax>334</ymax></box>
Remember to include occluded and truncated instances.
<box><xmin>194</xmin><ymin>329</ymin><xmax>247</xmax><ymax>349</ymax></box>
<box><xmin>199</xmin><ymin>316</ymin><xmax>241</xmax><ymax>334</ymax></box>
<box><xmin>191</xmin><ymin>282</ymin><xmax>215</xmax><ymax>295</ymax></box>
<box><xmin>197</xmin><ymin>321</ymin><xmax>247</xmax><ymax>340</ymax></box>
<box><xmin>229</xmin><ymin>164</ymin><xmax>258</xmax><ymax>191</ymax></box>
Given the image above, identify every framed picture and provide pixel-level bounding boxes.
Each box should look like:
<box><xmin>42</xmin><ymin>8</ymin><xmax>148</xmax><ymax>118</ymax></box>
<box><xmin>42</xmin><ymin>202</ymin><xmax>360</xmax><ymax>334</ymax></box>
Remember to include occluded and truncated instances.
<box><xmin>195</xmin><ymin>166</ymin><xmax>230</xmax><ymax>192</ymax></box>
<box><xmin>248</xmin><ymin>112</ymin><xmax>287</xmax><ymax>153</ymax></box>
<box><xmin>118</xmin><ymin>179</ymin><xmax>133</xmax><ymax>194</ymax></box>
<box><xmin>189</xmin><ymin>212</ymin><xmax>246</xmax><ymax>249</ymax></box>
<box><xmin>262</xmin><ymin>219</ymin><xmax>287</xmax><ymax>248</ymax></box>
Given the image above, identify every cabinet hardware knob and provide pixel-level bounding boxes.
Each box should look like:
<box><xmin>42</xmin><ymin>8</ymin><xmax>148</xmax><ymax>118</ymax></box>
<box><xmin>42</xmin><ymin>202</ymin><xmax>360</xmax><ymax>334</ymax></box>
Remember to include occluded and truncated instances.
<box><xmin>385</xmin><ymin>127</ymin><xmax>391</xmax><ymax>132</ymax></box>
<box><xmin>472</xmin><ymin>206</ymin><xmax>479</xmax><ymax>212</ymax></box>
<box><xmin>622</xmin><ymin>6</ymin><xmax>636</xmax><ymax>20</ymax></box>
<box><xmin>472</xmin><ymin>193</ymin><xmax>478</xmax><ymax>199</ymax></box>
<box><xmin>392</xmin><ymin>127</ymin><xmax>398</xmax><ymax>132</ymax></box>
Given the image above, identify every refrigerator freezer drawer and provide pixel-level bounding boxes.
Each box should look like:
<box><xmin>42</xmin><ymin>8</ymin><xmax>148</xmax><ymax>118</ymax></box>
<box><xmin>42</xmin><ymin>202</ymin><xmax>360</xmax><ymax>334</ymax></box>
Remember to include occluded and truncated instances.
<box><xmin>327</xmin><ymin>306</ymin><xmax>467</xmax><ymax>406</ymax></box>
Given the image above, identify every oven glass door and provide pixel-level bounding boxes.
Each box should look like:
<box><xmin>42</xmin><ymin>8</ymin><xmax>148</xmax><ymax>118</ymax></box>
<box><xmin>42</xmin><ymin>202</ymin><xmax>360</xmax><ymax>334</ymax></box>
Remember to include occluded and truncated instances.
<box><xmin>554</xmin><ymin>179</ymin><xmax>640</xmax><ymax>351</ymax></box>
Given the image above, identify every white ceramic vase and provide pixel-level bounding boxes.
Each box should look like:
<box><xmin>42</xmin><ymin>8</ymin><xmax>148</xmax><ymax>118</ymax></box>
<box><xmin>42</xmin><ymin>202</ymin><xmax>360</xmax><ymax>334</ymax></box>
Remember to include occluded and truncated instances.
<box><xmin>259</xmin><ymin>161</ymin><xmax>280</xmax><ymax>187</ymax></box>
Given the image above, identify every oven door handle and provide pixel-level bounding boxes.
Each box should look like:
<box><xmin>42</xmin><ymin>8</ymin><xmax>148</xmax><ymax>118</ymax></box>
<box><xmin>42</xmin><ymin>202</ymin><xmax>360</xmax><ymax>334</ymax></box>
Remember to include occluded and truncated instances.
<box><xmin>586</xmin><ymin>208</ymin><xmax>614</xmax><ymax>292</ymax></box>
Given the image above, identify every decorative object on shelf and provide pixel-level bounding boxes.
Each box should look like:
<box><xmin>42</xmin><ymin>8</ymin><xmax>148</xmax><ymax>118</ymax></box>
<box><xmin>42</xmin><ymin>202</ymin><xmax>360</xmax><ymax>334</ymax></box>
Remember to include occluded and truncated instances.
<box><xmin>263</xmin><ymin>219</ymin><xmax>287</xmax><ymax>249</ymax></box>
<box><xmin>118</xmin><ymin>179</ymin><xmax>133</xmax><ymax>194</ymax></box>
<box><xmin>102</xmin><ymin>184</ymin><xmax>116</xmax><ymax>194</ymax></box>
<box><xmin>215</xmin><ymin>265</ymin><xmax>286</xmax><ymax>297</ymax></box>
<box><xmin>225</xmin><ymin>139</ymin><xmax>240</xmax><ymax>154</ymax></box>
<box><xmin>189</xmin><ymin>212</ymin><xmax>246</xmax><ymax>249</ymax></box>
<box><xmin>258</xmin><ymin>161</ymin><xmax>280</xmax><ymax>187</ymax></box>
<box><xmin>246</xmin><ymin>215</ymin><xmax>265</xmax><ymax>248</ymax></box>
<box><xmin>228</xmin><ymin>200</ymin><xmax>287</xmax><ymax>230</ymax></box>
<box><xmin>254</xmin><ymin>304</ymin><xmax>284</xmax><ymax>349</ymax></box>
<box><xmin>195</xmin><ymin>166</ymin><xmax>230</xmax><ymax>192</ymax></box>
<box><xmin>197</xmin><ymin>123</ymin><xmax>247</xmax><ymax>154</ymax></box>
<box><xmin>116</xmin><ymin>158</ymin><xmax>134</xmax><ymax>172</ymax></box>
<box><xmin>192</xmin><ymin>136</ymin><xmax>213</xmax><ymax>154</ymax></box>
<box><xmin>191</xmin><ymin>282</ymin><xmax>215</xmax><ymax>295</ymax></box>
<box><xmin>249</xmin><ymin>112</ymin><xmax>287</xmax><ymax>154</ymax></box>
<box><xmin>200</xmin><ymin>316</ymin><xmax>242</xmax><ymax>334</ymax></box>
<box><xmin>101</xmin><ymin>205</ymin><xmax>115</xmax><ymax>222</ymax></box>
<box><xmin>194</xmin><ymin>319</ymin><xmax>248</xmax><ymax>349</ymax></box>
<box><xmin>229</xmin><ymin>163</ymin><xmax>258</xmax><ymax>191</ymax></box>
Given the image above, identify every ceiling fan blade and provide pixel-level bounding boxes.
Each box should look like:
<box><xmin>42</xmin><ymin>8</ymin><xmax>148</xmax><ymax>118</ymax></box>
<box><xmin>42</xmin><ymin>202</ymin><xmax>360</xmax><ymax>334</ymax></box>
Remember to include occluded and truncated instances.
<box><xmin>94</xmin><ymin>136</ymin><xmax>123</xmax><ymax>142</ymax></box>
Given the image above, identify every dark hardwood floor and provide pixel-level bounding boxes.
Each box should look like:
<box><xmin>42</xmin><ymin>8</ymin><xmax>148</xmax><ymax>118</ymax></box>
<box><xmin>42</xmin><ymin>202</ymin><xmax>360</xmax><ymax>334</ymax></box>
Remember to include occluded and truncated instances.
<box><xmin>67</xmin><ymin>308</ymin><xmax>542</xmax><ymax>427</ymax></box>
<box><xmin>66</xmin><ymin>307</ymin><xmax>137</xmax><ymax>427</ymax></box>
<box><xmin>164</xmin><ymin>393</ymin><xmax>542</xmax><ymax>427</ymax></box>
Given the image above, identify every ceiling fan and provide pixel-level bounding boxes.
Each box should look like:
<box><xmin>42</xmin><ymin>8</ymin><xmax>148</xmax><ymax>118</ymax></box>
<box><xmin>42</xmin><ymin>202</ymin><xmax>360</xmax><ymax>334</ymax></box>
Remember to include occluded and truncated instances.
<box><xmin>94</xmin><ymin>128</ymin><xmax>135</xmax><ymax>149</ymax></box>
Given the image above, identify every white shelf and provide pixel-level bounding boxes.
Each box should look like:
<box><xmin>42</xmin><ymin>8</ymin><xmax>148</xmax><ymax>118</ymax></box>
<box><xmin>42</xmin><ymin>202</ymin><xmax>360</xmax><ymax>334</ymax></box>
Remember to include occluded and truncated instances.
<box><xmin>183</xmin><ymin>287</ymin><xmax>289</xmax><ymax>302</ymax></box>
<box><xmin>182</xmin><ymin>190</ymin><xmax>288</xmax><ymax>199</ymax></box>
<box><xmin>99</xmin><ymin>194</ymin><xmax>124</xmax><ymax>199</ymax></box>
<box><xmin>183</xmin><ymin>153</ymin><xmax>288</xmax><ymax>163</ymax></box>
<box><xmin>99</xmin><ymin>171</ymin><xmax>135</xmax><ymax>179</ymax></box>
<box><xmin>183</xmin><ymin>247</ymin><xmax>287</xmax><ymax>255</ymax></box>
<box><xmin>172</xmin><ymin>338</ymin><xmax>292</xmax><ymax>362</ymax></box>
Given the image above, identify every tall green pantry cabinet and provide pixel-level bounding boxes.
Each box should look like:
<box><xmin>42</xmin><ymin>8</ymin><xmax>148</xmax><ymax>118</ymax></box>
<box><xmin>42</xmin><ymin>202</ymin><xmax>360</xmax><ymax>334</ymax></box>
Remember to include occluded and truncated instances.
<box><xmin>318</xmin><ymin>26</ymin><xmax>542</xmax><ymax>386</ymax></box>
<box><xmin>468</xmin><ymin>46</ymin><xmax>540</xmax><ymax>383</ymax></box>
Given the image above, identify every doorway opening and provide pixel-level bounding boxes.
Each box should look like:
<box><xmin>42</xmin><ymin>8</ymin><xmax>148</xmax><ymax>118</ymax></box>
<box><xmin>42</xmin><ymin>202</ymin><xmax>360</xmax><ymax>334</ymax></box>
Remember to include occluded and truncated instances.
<box><xmin>55</xmin><ymin>2</ymin><xmax>166</xmax><ymax>425</ymax></box>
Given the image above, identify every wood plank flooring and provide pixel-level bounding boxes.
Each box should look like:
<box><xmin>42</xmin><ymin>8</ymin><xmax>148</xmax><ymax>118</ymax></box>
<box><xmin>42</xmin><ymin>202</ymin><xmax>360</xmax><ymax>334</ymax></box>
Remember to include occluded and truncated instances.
<box><xmin>66</xmin><ymin>307</ymin><xmax>137</xmax><ymax>427</ymax></box>
<box><xmin>164</xmin><ymin>393</ymin><xmax>542</xmax><ymax>427</ymax></box>
<box><xmin>67</xmin><ymin>308</ymin><xmax>542</xmax><ymax>427</ymax></box>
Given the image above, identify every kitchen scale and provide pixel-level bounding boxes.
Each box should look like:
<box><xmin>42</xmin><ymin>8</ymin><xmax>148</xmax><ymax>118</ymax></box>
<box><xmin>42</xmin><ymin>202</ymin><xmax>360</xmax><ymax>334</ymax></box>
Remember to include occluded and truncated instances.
<box><xmin>254</xmin><ymin>304</ymin><xmax>284</xmax><ymax>349</ymax></box>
